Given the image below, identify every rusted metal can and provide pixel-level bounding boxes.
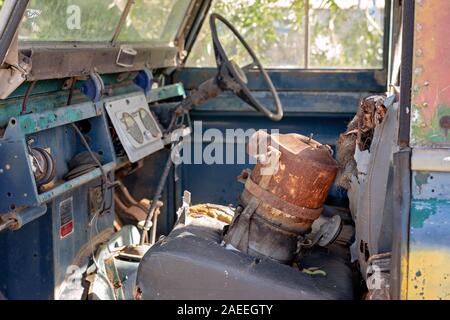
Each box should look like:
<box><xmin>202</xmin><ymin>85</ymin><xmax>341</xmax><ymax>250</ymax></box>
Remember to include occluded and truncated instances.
<box><xmin>224</xmin><ymin>131</ymin><xmax>338</xmax><ymax>263</ymax></box>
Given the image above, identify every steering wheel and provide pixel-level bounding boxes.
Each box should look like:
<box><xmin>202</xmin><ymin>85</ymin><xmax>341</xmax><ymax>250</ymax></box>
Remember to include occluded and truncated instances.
<box><xmin>209</xmin><ymin>13</ymin><xmax>283</xmax><ymax>121</ymax></box>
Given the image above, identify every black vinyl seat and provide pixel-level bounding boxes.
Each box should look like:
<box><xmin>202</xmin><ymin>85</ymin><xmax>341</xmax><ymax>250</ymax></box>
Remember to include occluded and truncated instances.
<box><xmin>136</xmin><ymin>216</ymin><xmax>354</xmax><ymax>300</ymax></box>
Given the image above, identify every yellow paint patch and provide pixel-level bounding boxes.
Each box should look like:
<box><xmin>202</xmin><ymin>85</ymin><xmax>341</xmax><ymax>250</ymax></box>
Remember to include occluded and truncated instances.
<box><xmin>408</xmin><ymin>249</ymin><xmax>450</xmax><ymax>300</ymax></box>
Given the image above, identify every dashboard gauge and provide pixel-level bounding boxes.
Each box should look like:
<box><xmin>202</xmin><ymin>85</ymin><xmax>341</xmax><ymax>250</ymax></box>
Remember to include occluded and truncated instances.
<box><xmin>121</xmin><ymin>112</ymin><xmax>144</xmax><ymax>144</ymax></box>
<box><xmin>105</xmin><ymin>93</ymin><xmax>164</xmax><ymax>163</ymax></box>
<box><xmin>138</xmin><ymin>108</ymin><xmax>160</xmax><ymax>138</ymax></box>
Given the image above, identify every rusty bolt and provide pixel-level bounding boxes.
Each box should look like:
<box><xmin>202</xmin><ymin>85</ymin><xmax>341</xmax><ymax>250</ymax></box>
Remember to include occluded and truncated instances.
<box><xmin>439</xmin><ymin>116</ymin><xmax>450</xmax><ymax>137</ymax></box>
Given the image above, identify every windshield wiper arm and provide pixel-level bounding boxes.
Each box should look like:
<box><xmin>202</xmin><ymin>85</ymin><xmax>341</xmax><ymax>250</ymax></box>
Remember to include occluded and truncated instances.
<box><xmin>111</xmin><ymin>0</ymin><xmax>135</xmax><ymax>44</ymax></box>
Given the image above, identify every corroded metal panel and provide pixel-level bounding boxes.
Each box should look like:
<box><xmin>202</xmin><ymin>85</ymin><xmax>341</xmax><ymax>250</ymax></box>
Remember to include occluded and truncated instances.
<box><xmin>408</xmin><ymin>198</ymin><xmax>450</xmax><ymax>300</ymax></box>
<box><xmin>408</xmin><ymin>170</ymin><xmax>450</xmax><ymax>300</ymax></box>
<box><xmin>411</xmin><ymin>0</ymin><xmax>450</xmax><ymax>146</ymax></box>
<box><xmin>407</xmin><ymin>0</ymin><xmax>450</xmax><ymax>301</ymax></box>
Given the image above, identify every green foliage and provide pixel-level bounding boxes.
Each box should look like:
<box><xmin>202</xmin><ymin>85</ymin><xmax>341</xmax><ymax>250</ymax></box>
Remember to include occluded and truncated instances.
<box><xmin>11</xmin><ymin>0</ymin><xmax>385</xmax><ymax>70</ymax></box>
<box><xmin>19</xmin><ymin>0</ymin><xmax>123</xmax><ymax>41</ymax></box>
<box><xmin>188</xmin><ymin>0</ymin><xmax>385</xmax><ymax>69</ymax></box>
<box><xmin>309</xmin><ymin>0</ymin><xmax>384</xmax><ymax>68</ymax></box>
<box><xmin>189</xmin><ymin>0</ymin><xmax>307</xmax><ymax>68</ymax></box>
<box><xmin>18</xmin><ymin>0</ymin><xmax>189</xmax><ymax>43</ymax></box>
<box><xmin>118</xmin><ymin>0</ymin><xmax>190</xmax><ymax>43</ymax></box>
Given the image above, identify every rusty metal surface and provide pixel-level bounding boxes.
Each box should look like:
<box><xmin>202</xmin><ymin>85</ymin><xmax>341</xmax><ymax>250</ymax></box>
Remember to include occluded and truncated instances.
<box><xmin>403</xmin><ymin>0</ymin><xmax>450</xmax><ymax>301</ymax></box>
<box><xmin>336</xmin><ymin>95</ymin><xmax>388</xmax><ymax>190</ymax></box>
<box><xmin>250</xmin><ymin>133</ymin><xmax>337</xmax><ymax>212</ymax></box>
<box><xmin>25</xmin><ymin>46</ymin><xmax>179</xmax><ymax>81</ymax></box>
<box><xmin>240</xmin><ymin>190</ymin><xmax>313</xmax><ymax>234</ymax></box>
<box><xmin>410</xmin><ymin>0</ymin><xmax>450</xmax><ymax>147</ymax></box>
<box><xmin>188</xmin><ymin>77</ymin><xmax>223</xmax><ymax>107</ymax></box>
<box><xmin>224</xmin><ymin>132</ymin><xmax>337</xmax><ymax>263</ymax></box>
<box><xmin>243</xmin><ymin>177</ymin><xmax>322</xmax><ymax>220</ymax></box>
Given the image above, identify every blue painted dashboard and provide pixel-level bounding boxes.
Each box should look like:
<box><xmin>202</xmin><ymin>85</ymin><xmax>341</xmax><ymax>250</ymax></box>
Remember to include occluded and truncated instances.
<box><xmin>0</xmin><ymin>65</ymin><xmax>386</xmax><ymax>299</ymax></box>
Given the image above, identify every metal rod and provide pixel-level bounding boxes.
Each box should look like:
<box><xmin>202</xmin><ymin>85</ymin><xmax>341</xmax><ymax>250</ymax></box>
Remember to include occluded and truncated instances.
<box><xmin>111</xmin><ymin>0</ymin><xmax>135</xmax><ymax>44</ymax></box>
<box><xmin>0</xmin><ymin>0</ymin><xmax>30</xmax><ymax>65</ymax></box>
<box><xmin>21</xmin><ymin>80</ymin><xmax>37</xmax><ymax>115</ymax></box>
<box><xmin>304</xmin><ymin>0</ymin><xmax>310</xmax><ymax>69</ymax></box>
<box><xmin>140</xmin><ymin>151</ymin><xmax>175</xmax><ymax>245</ymax></box>
<box><xmin>149</xmin><ymin>202</ymin><xmax>160</xmax><ymax>245</ymax></box>
<box><xmin>398</xmin><ymin>0</ymin><xmax>415</xmax><ymax>148</ymax></box>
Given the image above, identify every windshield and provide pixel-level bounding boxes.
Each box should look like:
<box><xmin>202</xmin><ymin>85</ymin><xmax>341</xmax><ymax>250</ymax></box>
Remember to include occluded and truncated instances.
<box><xmin>188</xmin><ymin>0</ymin><xmax>386</xmax><ymax>69</ymax></box>
<box><xmin>118</xmin><ymin>0</ymin><xmax>191</xmax><ymax>43</ymax></box>
<box><xmin>17</xmin><ymin>0</ymin><xmax>191</xmax><ymax>44</ymax></box>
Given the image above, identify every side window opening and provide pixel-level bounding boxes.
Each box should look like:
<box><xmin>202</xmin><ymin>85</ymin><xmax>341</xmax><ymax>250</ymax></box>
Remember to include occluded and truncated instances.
<box><xmin>187</xmin><ymin>0</ymin><xmax>386</xmax><ymax>70</ymax></box>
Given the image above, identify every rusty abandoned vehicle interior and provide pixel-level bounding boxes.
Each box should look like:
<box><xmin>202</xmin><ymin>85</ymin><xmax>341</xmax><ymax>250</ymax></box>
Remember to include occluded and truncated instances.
<box><xmin>0</xmin><ymin>0</ymin><xmax>448</xmax><ymax>301</ymax></box>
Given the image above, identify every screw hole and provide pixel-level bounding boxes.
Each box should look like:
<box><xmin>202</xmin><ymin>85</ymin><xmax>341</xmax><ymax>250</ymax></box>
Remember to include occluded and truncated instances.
<box><xmin>10</xmin><ymin>204</ymin><xmax>16</xmax><ymax>210</ymax></box>
<box><xmin>6</xmin><ymin>192</ymin><xmax>12</xmax><ymax>197</ymax></box>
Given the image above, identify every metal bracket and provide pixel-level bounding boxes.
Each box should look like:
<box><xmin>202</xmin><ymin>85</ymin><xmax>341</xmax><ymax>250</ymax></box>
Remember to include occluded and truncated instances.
<box><xmin>0</xmin><ymin>34</ymin><xmax>32</xmax><ymax>99</ymax></box>
<box><xmin>89</xmin><ymin>186</ymin><xmax>104</xmax><ymax>216</ymax></box>
<box><xmin>312</xmin><ymin>215</ymin><xmax>342</xmax><ymax>247</ymax></box>
<box><xmin>80</xmin><ymin>72</ymin><xmax>105</xmax><ymax>103</ymax></box>
<box><xmin>176</xmin><ymin>190</ymin><xmax>191</xmax><ymax>224</ymax></box>
<box><xmin>0</xmin><ymin>205</ymin><xmax>47</xmax><ymax>232</ymax></box>
<box><xmin>133</xmin><ymin>68</ymin><xmax>153</xmax><ymax>96</ymax></box>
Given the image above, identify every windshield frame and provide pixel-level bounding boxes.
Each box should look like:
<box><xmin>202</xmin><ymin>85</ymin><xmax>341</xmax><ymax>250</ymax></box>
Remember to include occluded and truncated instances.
<box><xmin>0</xmin><ymin>0</ymin><xmax>205</xmax><ymax>81</ymax></box>
<box><xmin>175</xmin><ymin>0</ymin><xmax>392</xmax><ymax>93</ymax></box>
<box><xmin>0</xmin><ymin>0</ymin><xmax>29</xmax><ymax>64</ymax></box>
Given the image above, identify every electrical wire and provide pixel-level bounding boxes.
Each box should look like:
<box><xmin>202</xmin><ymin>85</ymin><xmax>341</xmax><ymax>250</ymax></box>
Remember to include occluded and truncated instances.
<box><xmin>67</xmin><ymin>79</ymin><xmax>113</xmax><ymax>289</ymax></box>
<box><xmin>72</xmin><ymin>122</ymin><xmax>113</xmax><ymax>292</ymax></box>
<box><xmin>65</xmin><ymin>77</ymin><xmax>115</xmax><ymax>297</ymax></box>
<box><xmin>88</xmin><ymin>208</ymin><xmax>116</xmax><ymax>298</ymax></box>
<box><xmin>70</xmin><ymin>123</ymin><xmax>110</xmax><ymax>217</ymax></box>
<box><xmin>66</xmin><ymin>77</ymin><xmax>109</xmax><ymax>219</ymax></box>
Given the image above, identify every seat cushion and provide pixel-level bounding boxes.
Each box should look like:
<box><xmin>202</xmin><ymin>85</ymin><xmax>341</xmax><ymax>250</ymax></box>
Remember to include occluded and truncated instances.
<box><xmin>136</xmin><ymin>216</ymin><xmax>354</xmax><ymax>300</ymax></box>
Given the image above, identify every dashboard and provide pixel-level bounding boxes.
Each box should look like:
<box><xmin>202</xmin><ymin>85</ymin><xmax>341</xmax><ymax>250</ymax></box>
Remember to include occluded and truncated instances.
<box><xmin>105</xmin><ymin>93</ymin><xmax>164</xmax><ymax>163</ymax></box>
